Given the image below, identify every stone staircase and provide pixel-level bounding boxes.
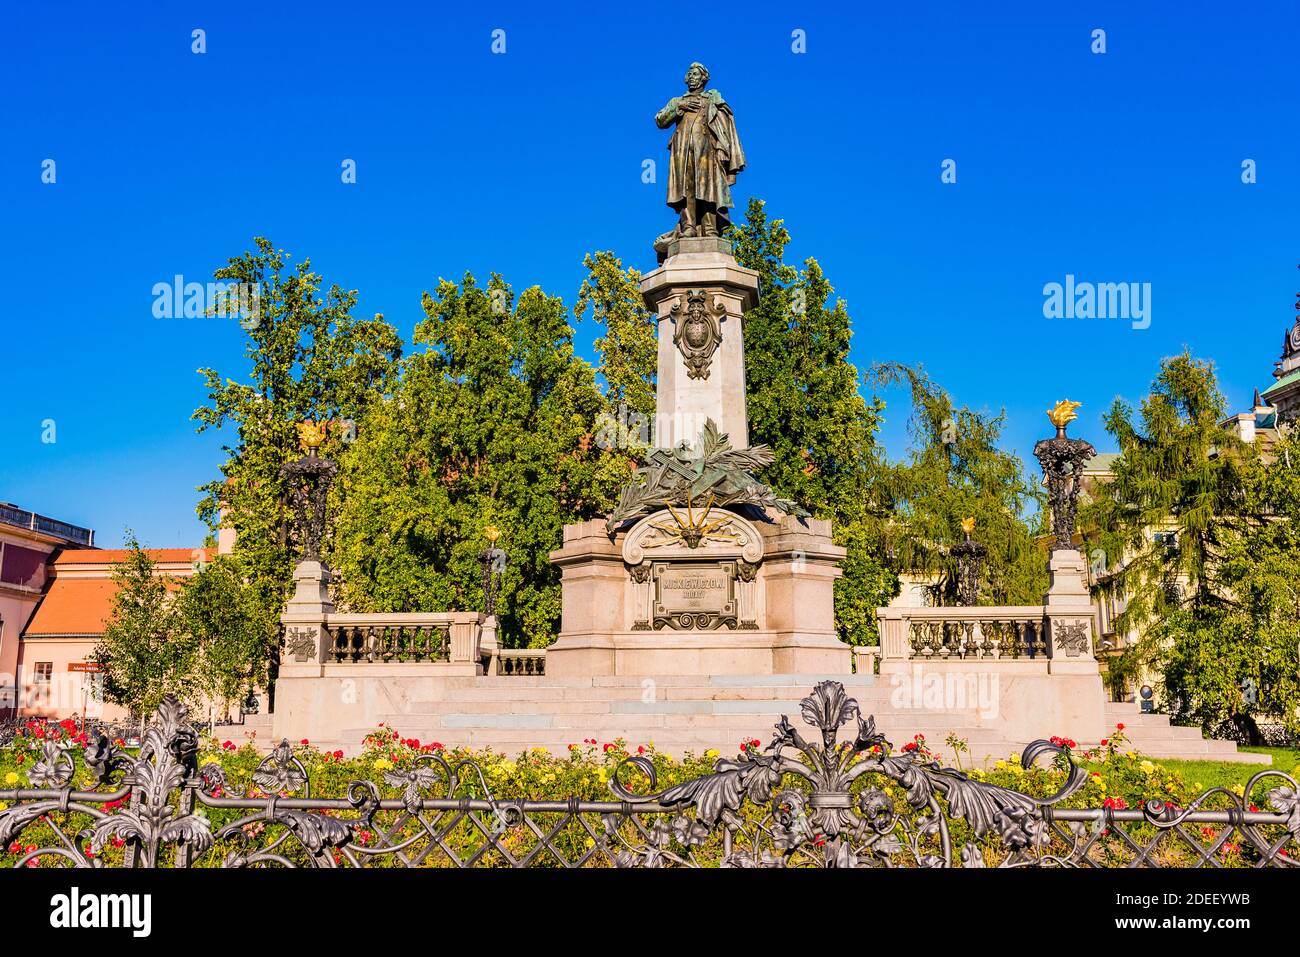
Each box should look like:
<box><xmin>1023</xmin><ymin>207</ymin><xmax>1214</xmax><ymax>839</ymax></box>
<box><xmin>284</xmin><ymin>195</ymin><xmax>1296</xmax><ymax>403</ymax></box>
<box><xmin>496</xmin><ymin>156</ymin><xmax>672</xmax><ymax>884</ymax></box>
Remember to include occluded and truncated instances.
<box><xmin>213</xmin><ymin>713</ymin><xmax>275</xmax><ymax>745</ymax></box>
<box><xmin>331</xmin><ymin>673</ymin><xmax>1011</xmax><ymax>760</ymax></box>
<box><xmin>289</xmin><ymin>674</ymin><xmax>1266</xmax><ymax>767</ymax></box>
<box><xmin>266</xmin><ymin>676</ymin><xmax>1268</xmax><ymax>764</ymax></box>
<box><xmin>1095</xmin><ymin>702</ymin><xmax>1270</xmax><ymax>764</ymax></box>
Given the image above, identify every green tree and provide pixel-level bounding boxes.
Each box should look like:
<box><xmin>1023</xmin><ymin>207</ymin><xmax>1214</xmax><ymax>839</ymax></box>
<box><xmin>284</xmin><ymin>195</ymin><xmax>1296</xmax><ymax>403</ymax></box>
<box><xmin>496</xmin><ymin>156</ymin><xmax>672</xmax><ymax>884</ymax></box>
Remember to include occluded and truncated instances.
<box><xmin>731</xmin><ymin>200</ymin><xmax>896</xmax><ymax>641</ymax></box>
<box><xmin>92</xmin><ymin>537</ymin><xmax>195</xmax><ymax>722</ymax></box>
<box><xmin>577</xmin><ymin>250</ymin><xmax>657</xmax><ymax>435</ymax></box>
<box><xmin>872</xmin><ymin>363</ymin><xmax>1049</xmax><ymax>606</ymax></box>
<box><xmin>174</xmin><ymin>556</ymin><xmax>263</xmax><ymax>718</ymax></box>
<box><xmin>193</xmin><ymin>239</ymin><xmax>402</xmax><ymax>700</ymax></box>
<box><xmin>332</xmin><ymin>275</ymin><xmax>618</xmax><ymax>646</ymax></box>
<box><xmin>1084</xmin><ymin>352</ymin><xmax>1297</xmax><ymax>740</ymax></box>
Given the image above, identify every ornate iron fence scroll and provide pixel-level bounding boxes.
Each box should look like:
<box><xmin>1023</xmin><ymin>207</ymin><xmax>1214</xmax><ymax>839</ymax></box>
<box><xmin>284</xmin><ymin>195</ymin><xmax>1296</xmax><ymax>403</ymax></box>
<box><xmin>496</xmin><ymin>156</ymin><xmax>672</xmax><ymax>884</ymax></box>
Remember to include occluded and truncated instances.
<box><xmin>1</xmin><ymin>683</ymin><xmax>1296</xmax><ymax>868</ymax></box>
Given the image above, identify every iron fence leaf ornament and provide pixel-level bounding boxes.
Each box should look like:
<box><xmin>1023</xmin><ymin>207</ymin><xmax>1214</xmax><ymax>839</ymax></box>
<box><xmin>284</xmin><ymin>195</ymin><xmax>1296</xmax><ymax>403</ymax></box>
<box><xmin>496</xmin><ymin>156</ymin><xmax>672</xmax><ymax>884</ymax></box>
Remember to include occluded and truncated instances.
<box><xmin>84</xmin><ymin>734</ymin><xmax>131</xmax><ymax>787</ymax></box>
<box><xmin>29</xmin><ymin>740</ymin><xmax>76</xmax><ymax>789</ymax></box>
<box><xmin>1</xmin><ymin>687</ymin><xmax>1297</xmax><ymax>868</ymax></box>
<box><xmin>253</xmin><ymin>740</ymin><xmax>309</xmax><ymax>796</ymax></box>
<box><xmin>1269</xmin><ymin>786</ymin><xmax>1300</xmax><ymax>835</ymax></box>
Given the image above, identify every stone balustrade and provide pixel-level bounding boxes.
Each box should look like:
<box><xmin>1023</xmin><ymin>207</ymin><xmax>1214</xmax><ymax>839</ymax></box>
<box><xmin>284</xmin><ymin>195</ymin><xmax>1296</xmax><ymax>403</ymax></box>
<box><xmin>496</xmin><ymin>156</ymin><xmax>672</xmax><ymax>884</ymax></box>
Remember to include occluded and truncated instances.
<box><xmin>323</xmin><ymin>613</ymin><xmax>470</xmax><ymax>664</ymax></box>
<box><xmin>876</xmin><ymin>605</ymin><xmax>1050</xmax><ymax>661</ymax></box>
<box><xmin>496</xmin><ymin>649</ymin><xmax>547</xmax><ymax>676</ymax></box>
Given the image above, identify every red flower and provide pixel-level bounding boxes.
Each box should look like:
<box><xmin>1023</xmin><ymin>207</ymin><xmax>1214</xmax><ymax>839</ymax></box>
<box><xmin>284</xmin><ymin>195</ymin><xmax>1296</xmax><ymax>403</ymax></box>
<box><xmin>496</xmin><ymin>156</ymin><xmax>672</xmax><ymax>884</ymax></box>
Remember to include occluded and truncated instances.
<box><xmin>6</xmin><ymin>841</ymin><xmax>20</xmax><ymax>855</ymax></box>
<box><xmin>221</xmin><ymin>741</ymin><xmax>236</xmax><ymax>751</ymax></box>
<box><xmin>1100</xmin><ymin>739</ymin><xmax>1109</xmax><ymax>746</ymax></box>
<box><xmin>603</xmin><ymin>743</ymin><xmax>615</xmax><ymax>753</ymax></box>
<box><xmin>1116</xmin><ymin>723</ymin><xmax>1125</xmax><ymax>731</ymax></box>
<box><xmin>300</xmin><ymin>738</ymin><xmax>309</xmax><ymax>746</ymax></box>
<box><xmin>902</xmin><ymin>742</ymin><xmax>917</xmax><ymax>752</ymax></box>
<box><xmin>637</xmin><ymin>746</ymin><xmax>646</xmax><ymax>755</ymax></box>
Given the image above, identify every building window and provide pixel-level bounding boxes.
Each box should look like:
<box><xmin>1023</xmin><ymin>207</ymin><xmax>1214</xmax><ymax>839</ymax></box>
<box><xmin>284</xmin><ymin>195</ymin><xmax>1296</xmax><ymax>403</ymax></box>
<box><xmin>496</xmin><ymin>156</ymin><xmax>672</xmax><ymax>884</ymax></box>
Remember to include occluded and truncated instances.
<box><xmin>33</xmin><ymin>662</ymin><xmax>53</xmax><ymax>684</ymax></box>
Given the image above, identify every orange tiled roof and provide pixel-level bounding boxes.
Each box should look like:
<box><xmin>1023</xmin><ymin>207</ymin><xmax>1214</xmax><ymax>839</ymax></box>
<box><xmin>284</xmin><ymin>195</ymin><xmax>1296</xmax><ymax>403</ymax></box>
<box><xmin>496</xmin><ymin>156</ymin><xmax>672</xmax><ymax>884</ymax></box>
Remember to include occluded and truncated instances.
<box><xmin>52</xmin><ymin>547</ymin><xmax>213</xmax><ymax>566</ymax></box>
<box><xmin>23</xmin><ymin>578</ymin><xmax>120</xmax><ymax>636</ymax></box>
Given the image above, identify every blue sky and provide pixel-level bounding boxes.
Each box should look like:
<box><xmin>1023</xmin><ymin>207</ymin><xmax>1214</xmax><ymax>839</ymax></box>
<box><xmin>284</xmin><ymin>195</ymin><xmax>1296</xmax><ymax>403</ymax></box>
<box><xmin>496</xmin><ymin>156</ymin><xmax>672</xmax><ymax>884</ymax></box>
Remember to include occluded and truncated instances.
<box><xmin>2</xmin><ymin>1</ymin><xmax>1296</xmax><ymax>548</ymax></box>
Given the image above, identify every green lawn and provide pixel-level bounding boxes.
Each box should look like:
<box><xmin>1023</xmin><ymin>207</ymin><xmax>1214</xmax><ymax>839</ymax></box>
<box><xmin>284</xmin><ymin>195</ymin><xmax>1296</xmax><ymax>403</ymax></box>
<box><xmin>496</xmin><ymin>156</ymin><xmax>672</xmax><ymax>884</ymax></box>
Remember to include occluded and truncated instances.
<box><xmin>1084</xmin><ymin>747</ymin><xmax>1300</xmax><ymax>793</ymax></box>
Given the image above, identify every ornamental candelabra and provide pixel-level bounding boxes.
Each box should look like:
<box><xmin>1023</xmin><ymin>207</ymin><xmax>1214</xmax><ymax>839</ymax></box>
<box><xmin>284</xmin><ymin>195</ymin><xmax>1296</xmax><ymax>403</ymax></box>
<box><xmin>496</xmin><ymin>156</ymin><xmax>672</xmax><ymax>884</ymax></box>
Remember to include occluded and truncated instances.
<box><xmin>951</xmin><ymin>517</ymin><xmax>987</xmax><ymax>606</ymax></box>
<box><xmin>478</xmin><ymin>525</ymin><xmax>507</xmax><ymax>617</ymax></box>
<box><xmin>279</xmin><ymin>420</ymin><xmax>339</xmax><ymax>563</ymax></box>
<box><xmin>1032</xmin><ymin>401</ymin><xmax>1096</xmax><ymax>551</ymax></box>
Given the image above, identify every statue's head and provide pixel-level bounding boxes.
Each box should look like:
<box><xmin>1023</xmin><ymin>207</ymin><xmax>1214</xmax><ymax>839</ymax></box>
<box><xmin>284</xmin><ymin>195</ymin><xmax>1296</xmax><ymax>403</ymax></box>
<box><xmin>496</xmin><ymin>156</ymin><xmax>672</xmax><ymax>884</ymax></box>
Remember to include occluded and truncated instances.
<box><xmin>684</xmin><ymin>62</ymin><xmax>709</xmax><ymax>92</ymax></box>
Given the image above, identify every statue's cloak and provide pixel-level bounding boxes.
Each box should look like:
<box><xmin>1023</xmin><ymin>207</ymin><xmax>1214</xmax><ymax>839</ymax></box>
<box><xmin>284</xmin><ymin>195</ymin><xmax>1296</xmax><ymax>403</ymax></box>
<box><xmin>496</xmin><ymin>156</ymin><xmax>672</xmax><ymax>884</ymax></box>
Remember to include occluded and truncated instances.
<box><xmin>657</xmin><ymin>88</ymin><xmax>746</xmax><ymax>226</ymax></box>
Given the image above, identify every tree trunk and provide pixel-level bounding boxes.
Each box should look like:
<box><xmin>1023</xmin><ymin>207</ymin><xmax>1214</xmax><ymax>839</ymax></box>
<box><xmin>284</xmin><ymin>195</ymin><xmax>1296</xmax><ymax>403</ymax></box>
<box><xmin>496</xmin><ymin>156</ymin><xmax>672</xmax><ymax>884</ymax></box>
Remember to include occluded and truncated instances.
<box><xmin>1228</xmin><ymin>711</ymin><xmax>1266</xmax><ymax>747</ymax></box>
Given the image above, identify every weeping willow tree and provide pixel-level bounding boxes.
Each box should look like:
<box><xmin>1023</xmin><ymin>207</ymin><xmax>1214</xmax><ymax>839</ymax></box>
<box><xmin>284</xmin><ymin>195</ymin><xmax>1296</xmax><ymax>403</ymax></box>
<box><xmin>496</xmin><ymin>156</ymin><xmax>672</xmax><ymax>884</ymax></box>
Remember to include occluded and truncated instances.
<box><xmin>871</xmin><ymin>363</ymin><xmax>1048</xmax><ymax>606</ymax></box>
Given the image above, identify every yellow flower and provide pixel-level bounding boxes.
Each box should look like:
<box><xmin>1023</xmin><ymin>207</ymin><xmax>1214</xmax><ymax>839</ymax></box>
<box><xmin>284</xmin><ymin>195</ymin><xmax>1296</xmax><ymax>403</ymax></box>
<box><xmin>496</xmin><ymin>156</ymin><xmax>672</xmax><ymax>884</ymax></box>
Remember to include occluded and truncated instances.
<box><xmin>373</xmin><ymin>758</ymin><xmax>392</xmax><ymax>771</ymax></box>
<box><xmin>704</xmin><ymin>749</ymin><xmax>719</xmax><ymax>759</ymax></box>
<box><xmin>3</xmin><ymin>772</ymin><xmax>18</xmax><ymax>785</ymax></box>
<box><xmin>1139</xmin><ymin>760</ymin><xmax>1156</xmax><ymax>775</ymax></box>
<box><xmin>1231</xmin><ymin>784</ymin><xmax>1244</xmax><ymax>797</ymax></box>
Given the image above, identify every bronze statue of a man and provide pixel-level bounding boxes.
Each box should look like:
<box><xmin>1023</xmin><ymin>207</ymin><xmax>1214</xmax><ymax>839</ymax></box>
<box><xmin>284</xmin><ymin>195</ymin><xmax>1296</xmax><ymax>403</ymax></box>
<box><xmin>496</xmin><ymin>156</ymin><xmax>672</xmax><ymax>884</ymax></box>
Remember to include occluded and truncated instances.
<box><xmin>654</xmin><ymin>62</ymin><xmax>745</xmax><ymax>254</ymax></box>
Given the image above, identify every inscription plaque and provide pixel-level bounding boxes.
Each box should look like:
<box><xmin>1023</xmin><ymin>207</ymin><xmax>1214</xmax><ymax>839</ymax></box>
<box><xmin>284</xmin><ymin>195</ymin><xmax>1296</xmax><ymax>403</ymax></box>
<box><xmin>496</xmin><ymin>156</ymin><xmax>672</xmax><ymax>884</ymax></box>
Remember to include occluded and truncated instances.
<box><xmin>652</xmin><ymin>561</ymin><xmax>738</xmax><ymax>631</ymax></box>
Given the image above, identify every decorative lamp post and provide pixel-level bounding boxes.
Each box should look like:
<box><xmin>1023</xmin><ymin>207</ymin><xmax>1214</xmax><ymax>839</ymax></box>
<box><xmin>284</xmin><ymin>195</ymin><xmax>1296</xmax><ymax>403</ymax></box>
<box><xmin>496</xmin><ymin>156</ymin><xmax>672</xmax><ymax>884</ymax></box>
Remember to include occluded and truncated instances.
<box><xmin>479</xmin><ymin>525</ymin><xmax>507</xmax><ymax>617</ymax></box>
<box><xmin>280</xmin><ymin>421</ymin><xmax>339</xmax><ymax>564</ymax></box>
<box><xmin>1032</xmin><ymin>401</ymin><xmax>1096</xmax><ymax>551</ymax></box>
<box><xmin>951</xmin><ymin>517</ymin><xmax>987</xmax><ymax>607</ymax></box>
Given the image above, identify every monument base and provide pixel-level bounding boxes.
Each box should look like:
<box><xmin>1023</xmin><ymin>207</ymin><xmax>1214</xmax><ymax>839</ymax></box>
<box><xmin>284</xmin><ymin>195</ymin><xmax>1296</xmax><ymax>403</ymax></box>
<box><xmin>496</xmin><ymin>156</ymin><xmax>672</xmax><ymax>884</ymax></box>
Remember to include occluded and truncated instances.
<box><xmin>546</xmin><ymin>629</ymin><xmax>851</xmax><ymax>678</ymax></box>
<box><xmin>546</xmin><ymin>510</ymin><xmax>852</xmax><ymax>678</ymax></box>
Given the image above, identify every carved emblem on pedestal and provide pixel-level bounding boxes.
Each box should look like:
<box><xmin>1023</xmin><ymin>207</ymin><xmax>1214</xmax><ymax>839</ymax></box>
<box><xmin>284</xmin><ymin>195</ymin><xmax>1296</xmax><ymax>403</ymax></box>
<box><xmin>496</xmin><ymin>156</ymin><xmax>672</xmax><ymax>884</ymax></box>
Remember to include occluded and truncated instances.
<box><xmin>670</xmin><ymin>290</ymin><xmax>725</xmax><ymax>380</ymax></box>
<box><xmin>285</xmin><ymin>626</ymin><xmax>319</xmax><ymax>662</ymax></box>
<box><xmin>1051</xmin><ymin>619</ymin><xmax>1090</xmax><ymax>658</ymax></box>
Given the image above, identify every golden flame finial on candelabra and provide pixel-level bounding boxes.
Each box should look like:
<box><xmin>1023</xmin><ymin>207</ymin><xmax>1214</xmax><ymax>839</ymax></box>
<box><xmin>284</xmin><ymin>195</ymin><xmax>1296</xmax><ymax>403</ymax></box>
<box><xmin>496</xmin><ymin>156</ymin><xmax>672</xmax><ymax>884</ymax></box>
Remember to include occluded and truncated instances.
<box><xmin>296</xmin><ymin>420</ymin><xmax>327</xmax><ymax>451</ymax></box>
<box><xmin>484</xmin><ymin>525</ymin><xmax>501</xmax><ymax>543</ymax></box>
<box><xmin>1047</xmin><ymin>400</ymin><xmax>1082</xmax><ymax>430</ymax></box>
<box><xmin>960</xmin><ymin>517</ymin><xmax>976</xmax><ymax>535</ymax></box>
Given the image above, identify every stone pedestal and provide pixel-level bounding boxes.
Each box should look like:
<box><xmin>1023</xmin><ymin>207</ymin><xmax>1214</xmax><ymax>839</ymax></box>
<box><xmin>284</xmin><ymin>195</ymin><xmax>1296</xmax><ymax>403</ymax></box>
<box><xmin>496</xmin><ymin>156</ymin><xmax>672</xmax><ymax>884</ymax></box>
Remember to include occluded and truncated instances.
<box><xmin>1039</xmin><ymin>547</ymin><xmax>1105</xmax><ymax>737</ymax></box>
<box><xmin>1043</xmin><ymin>548</ymin><xmax>1099</xmax><ymax>673</ymax></box>
<box><xmin>640</xmin><ymin>238</ymin><xmax>759</xmax><ymax>449</ymax></box>
<box><xmin>545</xmin><ymin>510</ymin><xmax>851</xmax><ymax>678</ymax></box>
<box><xmin>279</xmin><ymin>560</ymin><xmax>335</xmax><ymax>670</ymax></box>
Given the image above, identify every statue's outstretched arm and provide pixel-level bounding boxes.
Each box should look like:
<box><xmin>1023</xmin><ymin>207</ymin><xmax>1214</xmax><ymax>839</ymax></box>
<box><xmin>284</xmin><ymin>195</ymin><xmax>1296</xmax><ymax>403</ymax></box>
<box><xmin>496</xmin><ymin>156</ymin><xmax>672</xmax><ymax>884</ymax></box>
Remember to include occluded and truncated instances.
<box><xmin>655</xmin><ymin>98</ymin><xmax>681</xmax><ymax>129</ymax></box>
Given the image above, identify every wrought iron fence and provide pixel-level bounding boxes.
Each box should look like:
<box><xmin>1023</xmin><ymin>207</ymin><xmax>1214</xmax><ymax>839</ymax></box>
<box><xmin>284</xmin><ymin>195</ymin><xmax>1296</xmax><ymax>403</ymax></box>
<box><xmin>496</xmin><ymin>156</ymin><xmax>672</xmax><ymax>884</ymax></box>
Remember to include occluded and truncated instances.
<box><xmin>1</xmin><ymin>682</ymin><xmax>1296</xmax><ymax>868</ymax></box>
